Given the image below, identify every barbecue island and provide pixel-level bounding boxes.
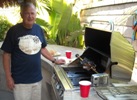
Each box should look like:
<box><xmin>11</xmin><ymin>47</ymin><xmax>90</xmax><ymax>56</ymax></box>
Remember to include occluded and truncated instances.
<box><xmin>41</xmin><ymin>27</ymin><xmax>137</xmax><ymax>100</ymax></box>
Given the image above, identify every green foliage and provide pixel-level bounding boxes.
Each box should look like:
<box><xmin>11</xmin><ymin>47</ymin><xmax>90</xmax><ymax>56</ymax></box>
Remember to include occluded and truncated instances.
<box><xmin>68</xmin><ymin>14</ymin><xmax>82</xmax><ymax>32</ymax></box>
<box><xmin>36</xmin><ymin>0</ymin><xmax>51</xmax><ymax>16</ymax></box>
<box><xmin>49</xmin><ymin>0</ymin><xmax>66</xmax><ymax>41</ymax></box>
<box><xmin>35</xmin><ymin>0</ymin><xmax>53</xmax><ymax>41</ymax></box>
<box><xmin>48</xmin><ymin>0</ymin><xmax>84</xmax><ymax>48</ymax></box>
<box><xmin>56</xmin><ymin>11</ymin><xmax>84</xmax><ymax>48</ymax></box>
<box><xmin>66</xmin><ymin>14</ymin><xmax>84</xmax><ymax>48</ymax></box>
<box><xmin>36</xmin><ymin>18</ymin><xmax>52</xmax><ymax>34</ymax></box>
<box><xmin>56</xmin><ymin>4</ymin><xmax>73</xmax><ymax>45</ymax></box>
<box><xmin>0</xmin><ymin>15</ymin><xmax>12</xmax><ymax>41</ymax></box>
<box><xmin>66</xmin><ymin>29</ymin><xmax>84</xmax><ymax>48</ymax></box>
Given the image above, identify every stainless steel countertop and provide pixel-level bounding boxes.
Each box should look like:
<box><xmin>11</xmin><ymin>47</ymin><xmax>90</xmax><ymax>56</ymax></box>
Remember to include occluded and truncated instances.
<box><xmin>64</xmin><ymin>84</ymin><xmax>137</xmax><ymax>100</ymax></box>
<box><xmin>41</xmin><ymin>44</ymin><xmax>84</xmax><ymax>72</ymax></box>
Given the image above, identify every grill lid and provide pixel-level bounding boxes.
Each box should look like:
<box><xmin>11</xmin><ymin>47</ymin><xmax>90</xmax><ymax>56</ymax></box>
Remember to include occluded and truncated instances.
<box><xmin>85</xmin><ymin>27</ymin><xmax>112</xmax><ymax>57</ymax></box>
<box><xmin>84</xmin><ymin>26</ymin><xmax>135</xmax><ymax>81</ymax></box>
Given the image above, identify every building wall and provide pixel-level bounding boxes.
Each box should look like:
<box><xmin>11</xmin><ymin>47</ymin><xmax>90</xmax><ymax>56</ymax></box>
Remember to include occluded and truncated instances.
<box><xmin>79</xmin><ymin>0</ymin><xmax>137</xmax><ymax>45</ymax></box>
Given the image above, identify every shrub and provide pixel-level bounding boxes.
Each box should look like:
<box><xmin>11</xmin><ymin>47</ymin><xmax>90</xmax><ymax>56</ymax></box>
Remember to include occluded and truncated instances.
<box><xmin>0</xmin><ymin>15</ymin><xmax>12</xmax><ymax>41</ymax></box>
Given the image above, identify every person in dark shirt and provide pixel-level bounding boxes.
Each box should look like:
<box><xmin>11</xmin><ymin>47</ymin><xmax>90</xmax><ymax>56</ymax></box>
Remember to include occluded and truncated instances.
<box><xmin>132</xmin><ymin>21</ymin><xmax>137</xmax><ymax>41</ymax></box>
<box><xmin>132</xmin><ymin>21</ymin><xmax>137</xmax><ymax>51</ymax></box>
<box><xmin>1</xmin><ymin>2</ymin><xmax>65</xmax><ymax>100</ymax></box>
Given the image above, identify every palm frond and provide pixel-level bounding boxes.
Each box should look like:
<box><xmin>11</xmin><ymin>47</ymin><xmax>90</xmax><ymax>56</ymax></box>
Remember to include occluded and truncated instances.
<box><xmin>36</xmin><ymin>18</ymin><xmax>52</xmax><ymax>33</ymax></box>
<box><xmin>56</xmin><ymin>4</ymin><xmax>73</xmax><ymax>45</ymax></box>
<box><xmin>66</xmin><ymin>29</ymin><xmax>84</xmax><ymax>48</ymax></box>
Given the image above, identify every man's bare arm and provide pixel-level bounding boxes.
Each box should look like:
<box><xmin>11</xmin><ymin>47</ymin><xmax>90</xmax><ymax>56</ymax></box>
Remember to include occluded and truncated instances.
<box><xmin>41</xmin><ymin>48</ymin><xmax>65</xmax><ymax>64</ymax></box>
<box><xmin>2</xmin><ymin>51</ymin><xmax>14</xmax><ymax>90</ymax></box>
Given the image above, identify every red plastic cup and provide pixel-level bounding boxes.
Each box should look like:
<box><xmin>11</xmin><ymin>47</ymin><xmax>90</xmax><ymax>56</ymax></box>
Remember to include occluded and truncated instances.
<box><xmin>65</xmin><ymin>50</ymin><xmax>72</xmax><ymax>59</ymax></box>
<box><xmin>79</xmin><ymin>80</ymin><xmax>91</xmax><ymax>98</ymax></box>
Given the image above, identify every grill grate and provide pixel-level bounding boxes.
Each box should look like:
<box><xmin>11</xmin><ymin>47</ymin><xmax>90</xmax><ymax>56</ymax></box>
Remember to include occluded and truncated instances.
<box><xmin>108</xmin><ymin>86</ymin><xmax>137</xmax><ymax>95</ymax></box>
<box><xmin>95</xmin><ymin>85</ymin><xmax>137</xmax><ymax>99</ymax></box>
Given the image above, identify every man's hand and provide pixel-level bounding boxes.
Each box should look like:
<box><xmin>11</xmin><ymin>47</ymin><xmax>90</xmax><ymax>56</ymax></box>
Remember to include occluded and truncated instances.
<box><xmin>55</xmin><ymin>59</ymin><xmax>66</xmax><ymax>65</ymax></box>
<box><xmin>6</xmin><ymin>76</ymin><xmax>15</xmax><ymax>90</ymax></box>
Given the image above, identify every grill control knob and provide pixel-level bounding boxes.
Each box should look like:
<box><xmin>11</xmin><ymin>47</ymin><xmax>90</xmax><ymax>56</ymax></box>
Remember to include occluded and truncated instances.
<box><xmin>52</xmin><ymin>73</ymin><xmax>57</xmax><ymax>80</ymax></box>
<box><xmin>59</xmin><ymin>90</ymin><xmax>63</xmax><ymax>97</ymax></box>
<box><xmin>56</xmin><ymin>83</ymin><xmax>61</xmax><ymax>90</ymax></box>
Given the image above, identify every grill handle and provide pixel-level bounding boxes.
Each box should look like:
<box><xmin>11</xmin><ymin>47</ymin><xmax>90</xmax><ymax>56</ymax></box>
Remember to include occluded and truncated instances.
<box><xmin>109</xmin><ymin>62</ymin><xmax>118</xmax><ymax>78</ymax></box>
<box><xmin>89</xmin><ymin>20</ymin><xmax>114</xmax><ymax>31</ymax></box>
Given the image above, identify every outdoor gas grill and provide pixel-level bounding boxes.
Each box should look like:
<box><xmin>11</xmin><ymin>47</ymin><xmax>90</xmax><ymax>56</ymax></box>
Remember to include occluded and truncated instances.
<box><xmin>51</xmin><ymin>26</ymin><xmax>135</xmax><ymax>100</ymax></box>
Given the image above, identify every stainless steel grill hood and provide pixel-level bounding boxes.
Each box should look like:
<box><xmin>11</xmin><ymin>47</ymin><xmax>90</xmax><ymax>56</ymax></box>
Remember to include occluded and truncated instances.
<box><xmin>111</xmin><ymin>31</ymin><xmax>135</xmax><ymax>81</ymax></box>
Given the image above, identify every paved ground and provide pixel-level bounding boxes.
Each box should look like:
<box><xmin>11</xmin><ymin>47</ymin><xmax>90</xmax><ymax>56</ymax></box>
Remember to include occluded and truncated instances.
<box><xmin>0</xmin><ymin>90</ymin><xmax>14</xmax><ymax>100</ymax></box>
